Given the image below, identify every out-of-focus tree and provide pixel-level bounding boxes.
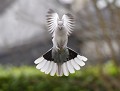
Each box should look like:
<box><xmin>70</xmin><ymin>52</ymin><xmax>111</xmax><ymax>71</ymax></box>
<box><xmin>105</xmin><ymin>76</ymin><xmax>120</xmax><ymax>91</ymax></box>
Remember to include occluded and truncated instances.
<box><xmin>71</xmin><ymin>0</ymin><xmax>120</xmax><ymax>65</ymax></box>
<box><xmin>70</xmin><ymin>1</ymin><xmax>120</xmax><ymax>90</ymax></box>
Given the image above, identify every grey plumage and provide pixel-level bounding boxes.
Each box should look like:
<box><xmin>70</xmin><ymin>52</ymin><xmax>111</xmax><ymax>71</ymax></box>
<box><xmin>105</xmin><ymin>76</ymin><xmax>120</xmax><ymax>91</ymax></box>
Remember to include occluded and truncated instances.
<box><xmin>34</xmin><ymin>9</ymin><xmax>88</xmax><ymax>76</ymax></box>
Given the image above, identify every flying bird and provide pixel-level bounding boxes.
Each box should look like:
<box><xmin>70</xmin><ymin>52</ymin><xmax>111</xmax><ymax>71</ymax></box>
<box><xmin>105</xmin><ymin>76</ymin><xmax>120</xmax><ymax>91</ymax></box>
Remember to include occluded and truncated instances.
<box><xmin>34</xmin><ymin>9</ymin><xmax>87</xmax><ymax>76</ymax></box>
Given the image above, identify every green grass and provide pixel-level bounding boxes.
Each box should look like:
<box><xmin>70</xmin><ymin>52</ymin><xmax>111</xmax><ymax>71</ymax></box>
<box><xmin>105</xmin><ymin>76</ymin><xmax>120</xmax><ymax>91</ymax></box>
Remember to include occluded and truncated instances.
<box><xmin>0</xmin><ymin>61</ymin><xmax>120</xmax><ymax>91</ymax></box>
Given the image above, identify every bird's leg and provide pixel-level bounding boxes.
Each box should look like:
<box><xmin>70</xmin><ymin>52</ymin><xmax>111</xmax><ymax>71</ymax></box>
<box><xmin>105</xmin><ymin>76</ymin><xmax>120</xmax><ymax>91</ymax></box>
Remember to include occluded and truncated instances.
<box><xmin>52</xmin><ymin>38</ymin><xmax>60</xmax><ymax>51</ymax></box>
<box><xmin>62</xmin><ymin>38</ymin><xmax>68</xmax><ymax>49</ymax></box>
<box><xmin>54</xmin><ymin>45</ymin><xmax>60</xmax><ymax>51</ymax></box>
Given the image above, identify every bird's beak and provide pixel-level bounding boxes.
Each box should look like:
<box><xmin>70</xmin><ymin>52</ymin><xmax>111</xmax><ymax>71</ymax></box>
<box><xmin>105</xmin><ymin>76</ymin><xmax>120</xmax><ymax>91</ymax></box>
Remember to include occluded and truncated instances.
<box><xmin>59</xmin><ymin>27</ymin><xmax>62</xmax><ymax>30</ymax></box>
<box><xmin>59</xmin><ymin>26</ymin><xmax>62</xmax><ymax>30</ymax></box>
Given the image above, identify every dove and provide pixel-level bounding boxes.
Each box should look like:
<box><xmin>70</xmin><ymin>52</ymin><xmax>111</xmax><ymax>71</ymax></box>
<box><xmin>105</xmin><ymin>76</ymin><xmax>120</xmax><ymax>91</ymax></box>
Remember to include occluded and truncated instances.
<box><xmin>34</xmin><ymin>9</ymin><xmax>87</xmax><ymax>76</ymax></box>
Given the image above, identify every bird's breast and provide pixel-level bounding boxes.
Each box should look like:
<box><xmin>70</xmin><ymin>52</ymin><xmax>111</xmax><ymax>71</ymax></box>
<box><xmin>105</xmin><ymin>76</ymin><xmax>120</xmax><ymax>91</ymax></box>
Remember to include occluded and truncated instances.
<box><xmin>54</xmin><ymin>31</ymin><xmax>67</xmax><ymax>48</ymax></box>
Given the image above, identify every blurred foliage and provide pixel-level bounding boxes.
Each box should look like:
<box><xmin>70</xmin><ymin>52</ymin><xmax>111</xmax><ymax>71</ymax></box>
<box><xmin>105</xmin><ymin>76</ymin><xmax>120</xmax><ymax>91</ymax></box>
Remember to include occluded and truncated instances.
<box><xmin>0</xmin><ymin>61</ymin><xmax>120</xmax><ymax>91</ymax></box>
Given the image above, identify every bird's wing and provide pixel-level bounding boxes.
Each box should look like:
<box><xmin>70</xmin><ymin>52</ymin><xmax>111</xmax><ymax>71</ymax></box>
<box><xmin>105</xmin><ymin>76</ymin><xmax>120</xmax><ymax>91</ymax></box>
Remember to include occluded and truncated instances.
<box><xmin>46</xmin><ymin>9</ymin><xmax>59</xmax><ymax>34</ymax></box>
<box><xmin>62</xmin><ymin>13</ymin><xmax>75</xmax><ymax>35</ymax></box>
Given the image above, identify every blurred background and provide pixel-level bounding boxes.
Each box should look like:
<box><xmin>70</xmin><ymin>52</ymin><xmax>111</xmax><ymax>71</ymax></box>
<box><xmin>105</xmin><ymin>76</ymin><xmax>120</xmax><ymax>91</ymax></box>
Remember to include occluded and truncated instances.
<box><xmin>0</xmin><ymin>0</ymin><xmax>120</xmax><ymax>91</ymax></box>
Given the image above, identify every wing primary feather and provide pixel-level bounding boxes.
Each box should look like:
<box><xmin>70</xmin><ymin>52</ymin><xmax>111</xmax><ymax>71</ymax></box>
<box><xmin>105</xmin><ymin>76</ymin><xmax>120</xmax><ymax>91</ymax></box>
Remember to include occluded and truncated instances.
<box><xmin>62</xmin><ymin>14</ymin><xmax>74</xmax><ymax>35</ymax></box>
<box><xmin>46</xmin><ymin>9</ymin><xmax>59</xmax><ymax>34</ymax></box>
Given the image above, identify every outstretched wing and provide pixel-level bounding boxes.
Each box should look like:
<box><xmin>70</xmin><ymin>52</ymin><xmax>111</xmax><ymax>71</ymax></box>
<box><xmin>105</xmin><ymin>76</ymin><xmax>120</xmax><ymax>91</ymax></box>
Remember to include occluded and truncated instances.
<box><xmin>62</xmin><ymin>13</ymin><xmax>75</xmax><ymax>35</ymax></box>
<box><xmin>46</xmin><ymin>9</ymin><xmax>59</xmax><ymax>34</ymax></box>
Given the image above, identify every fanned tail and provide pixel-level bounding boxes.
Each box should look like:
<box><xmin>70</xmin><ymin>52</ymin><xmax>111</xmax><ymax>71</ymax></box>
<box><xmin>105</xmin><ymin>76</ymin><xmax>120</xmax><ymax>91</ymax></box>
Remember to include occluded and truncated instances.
<box><xmin>34</xmin><ymin>47</ymin><xmax>88</xmax><ymax>76</ymax></box>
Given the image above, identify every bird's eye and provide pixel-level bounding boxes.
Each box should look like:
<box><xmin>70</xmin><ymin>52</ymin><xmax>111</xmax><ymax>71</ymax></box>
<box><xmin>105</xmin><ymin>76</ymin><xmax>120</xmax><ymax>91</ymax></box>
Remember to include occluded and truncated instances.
<box><xmin>58</xmin><ymin>21</ymin><xmax>63</xmax><ymax>26</ymax></box>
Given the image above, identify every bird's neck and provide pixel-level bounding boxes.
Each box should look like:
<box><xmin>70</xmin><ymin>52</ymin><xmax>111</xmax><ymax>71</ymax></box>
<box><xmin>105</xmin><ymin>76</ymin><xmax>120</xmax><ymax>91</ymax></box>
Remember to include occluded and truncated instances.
<box><xmin>55</xmin><ymin>28</ymin><xmax>67</xmax><ymax>36</ymax></box>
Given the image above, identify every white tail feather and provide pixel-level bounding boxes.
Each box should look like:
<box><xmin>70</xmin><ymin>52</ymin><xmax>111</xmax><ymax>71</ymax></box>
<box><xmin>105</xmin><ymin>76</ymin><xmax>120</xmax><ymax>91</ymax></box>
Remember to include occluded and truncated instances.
<box><xmin>41</xmin><ymin>61</ymin><xmax>50</xmax><ymax>72</ymax></box>
<box><xmin>62</xmin><ymin>63</ymin><xmax>69</xmax><ymax>76</ymax></box>
<box><xmin>74</xmin><ymin>57</ymin><xmax>85</xmax><ymax>66</ymax></box>
<box><xmin>66</xmin><ymin>61</ymin><xmax>75</xmax><ymax>73</ymax></box>
<box><xmin>77</xmin><ymin>55</ymin><xmax>88</xmax><ymax>62</ymax></box>
<box><xmin>45</xmin><ymin>61</ymin><xmax>54</xmax><ymax>74</ymax></box>
<box><xmin>82</xmin><ymin>56</ymin><xmax>88</xmax><ymax>61</ymax></box>
<box><xmin>34</xmin><ymin>57</ymin><xmax>44</xmax><ymax>64</ymax></box>
<box><xmin>56</xmin><ymin>64</ymin><xmax>63</xmax><ymax>76</ymax></box>
<box><xmin>36</xmin><ymin>60</ymin><xmax>47</xmax><ymax>69</ymax></box>
<box><xmin>50</xmin><ymin>63</ymin><xmax>57</xmax><ymax>76</ymax></box>
<box><xmin>70</xmin><ymin>59</ymin><xmax>80</xmax><ymax>70</ymax></box>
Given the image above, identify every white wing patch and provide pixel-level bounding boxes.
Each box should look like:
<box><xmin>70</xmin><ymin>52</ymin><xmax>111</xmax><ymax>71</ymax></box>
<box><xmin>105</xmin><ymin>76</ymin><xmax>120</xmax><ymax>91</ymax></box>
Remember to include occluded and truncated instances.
<box><xmin>46</xmin><ymin>9</ymin><xmax>59</xmax><ymax>34</ymax></box>
<box><xmin>62</xmin><ymin>13</ymin><xmax>75</xmax><ymax>35</ymax></box>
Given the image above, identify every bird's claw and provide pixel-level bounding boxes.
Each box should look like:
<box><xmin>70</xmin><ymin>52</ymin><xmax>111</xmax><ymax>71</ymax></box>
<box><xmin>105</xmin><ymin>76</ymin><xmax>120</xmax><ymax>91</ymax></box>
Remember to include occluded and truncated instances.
<box><xmin>56</xmin><ymin>47</ymin><xmax>60</xmax><ymax>50</ymax></box>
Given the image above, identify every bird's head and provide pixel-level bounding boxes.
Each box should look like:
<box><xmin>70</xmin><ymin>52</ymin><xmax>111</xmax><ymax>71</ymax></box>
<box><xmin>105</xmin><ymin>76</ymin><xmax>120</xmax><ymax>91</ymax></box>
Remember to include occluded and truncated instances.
<box><xmin>58</xmin><ymin>20</ymin><xmax>63</xmax><ymax>30</ymax></box>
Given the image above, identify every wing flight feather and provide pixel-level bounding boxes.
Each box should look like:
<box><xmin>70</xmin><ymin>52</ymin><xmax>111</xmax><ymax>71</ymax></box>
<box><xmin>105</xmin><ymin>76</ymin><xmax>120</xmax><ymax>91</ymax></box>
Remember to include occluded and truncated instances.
<box><xmin>46</xmin><ymin>9</ymin><xmax>59</xmax><ymax>33</ymax></box>
<box><xmin>62</xmin><ymin>13</ymin><xmax>75</xmax><ymax>35</ymax></box>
